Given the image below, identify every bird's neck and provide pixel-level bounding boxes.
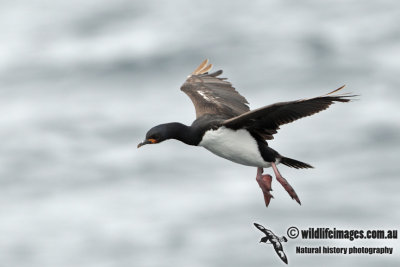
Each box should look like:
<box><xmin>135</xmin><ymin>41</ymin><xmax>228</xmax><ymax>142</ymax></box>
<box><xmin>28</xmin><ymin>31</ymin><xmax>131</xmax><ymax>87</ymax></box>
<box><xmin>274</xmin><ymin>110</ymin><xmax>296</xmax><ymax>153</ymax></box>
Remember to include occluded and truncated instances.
<box><xmin>164</xmin><ymin>122</ymin><xmax>201</xmax><ymax>146</ymax></box>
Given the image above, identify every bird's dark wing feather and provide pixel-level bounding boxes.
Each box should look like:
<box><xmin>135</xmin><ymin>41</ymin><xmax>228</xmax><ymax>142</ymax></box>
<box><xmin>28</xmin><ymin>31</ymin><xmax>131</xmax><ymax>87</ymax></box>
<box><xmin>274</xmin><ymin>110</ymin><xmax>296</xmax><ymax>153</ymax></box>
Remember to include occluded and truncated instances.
<box><xmin>223</xmin><ymin>86</ymin><xmax>356</xmax><ymax>140</ymax></box>
<box><xmin>254</xmin><ymin>223</ymin><xmax>268</xmax><ymax>234</ymax></box>
<box><xmin>181</xmin><ymin>59</ymin><xmax>250</xmax><ymax>119</ymax></box>
<box><xmin>272</xmin><ymin>242</ymin><xmax>288</xmax><ymax>264</ymax></box>
<box><xmin>254</xmin><ymin>223</ymin><xmax>275</xmax><ymax>237</ymax></box>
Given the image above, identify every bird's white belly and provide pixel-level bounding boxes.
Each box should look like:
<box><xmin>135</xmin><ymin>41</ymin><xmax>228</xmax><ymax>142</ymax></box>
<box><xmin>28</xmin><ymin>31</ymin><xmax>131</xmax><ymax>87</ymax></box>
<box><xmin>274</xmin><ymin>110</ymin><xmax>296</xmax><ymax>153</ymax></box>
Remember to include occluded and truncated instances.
<box><xmin>199</xmin><ymin>127</ymin><xmax>270</xmax><ymax>167</ymax></box>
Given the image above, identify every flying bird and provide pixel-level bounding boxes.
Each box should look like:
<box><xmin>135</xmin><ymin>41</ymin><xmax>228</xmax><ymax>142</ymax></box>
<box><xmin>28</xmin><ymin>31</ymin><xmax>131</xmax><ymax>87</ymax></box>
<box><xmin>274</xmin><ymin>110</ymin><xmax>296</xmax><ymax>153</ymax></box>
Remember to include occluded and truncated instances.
<box><xmin>138</xmin><ymin>59</ymin><xmax>355</xmax><ymax>206</ymax></box>
<box><xmin>254</xmin><ymin>223</ymin><xmax>288</xmax><ymax>264</ymax></box>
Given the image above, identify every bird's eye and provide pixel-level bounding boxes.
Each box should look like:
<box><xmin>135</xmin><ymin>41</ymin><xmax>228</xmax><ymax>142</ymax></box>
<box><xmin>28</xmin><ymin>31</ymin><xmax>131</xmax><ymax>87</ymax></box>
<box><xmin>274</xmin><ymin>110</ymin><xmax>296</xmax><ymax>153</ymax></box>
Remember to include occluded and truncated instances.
<box><xmin>147</xmin><ymin>135</ymin><xmax>159</xmax><ymax>142</ymax></box>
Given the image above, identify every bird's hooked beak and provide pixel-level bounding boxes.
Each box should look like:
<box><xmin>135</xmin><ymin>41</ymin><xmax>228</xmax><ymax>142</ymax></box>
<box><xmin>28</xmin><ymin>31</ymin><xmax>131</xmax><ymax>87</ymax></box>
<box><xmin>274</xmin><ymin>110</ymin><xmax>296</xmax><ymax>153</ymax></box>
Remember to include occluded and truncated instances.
<box><xmin>137</xmin><ymin>138</ymin><xmax>157</xmax><ymax>148</ymax></box>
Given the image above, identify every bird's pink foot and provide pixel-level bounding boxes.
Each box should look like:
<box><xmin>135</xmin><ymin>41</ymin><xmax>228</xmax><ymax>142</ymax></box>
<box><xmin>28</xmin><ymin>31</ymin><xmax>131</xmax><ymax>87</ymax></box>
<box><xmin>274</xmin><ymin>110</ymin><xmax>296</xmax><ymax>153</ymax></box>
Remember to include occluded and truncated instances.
<box><xmin>256</xmin><ymin>167</ymin><xmax>274</xmax><ymax>207</ymax></box>
<box><xmin>276</xmin><ymin>175</ymin><xmax>301</xmax><ymax>205</ymax></box>
<box><xmin>271</xmin><ymin>163</ymin><xmax>301</xmax><ymax>205</ymax></box>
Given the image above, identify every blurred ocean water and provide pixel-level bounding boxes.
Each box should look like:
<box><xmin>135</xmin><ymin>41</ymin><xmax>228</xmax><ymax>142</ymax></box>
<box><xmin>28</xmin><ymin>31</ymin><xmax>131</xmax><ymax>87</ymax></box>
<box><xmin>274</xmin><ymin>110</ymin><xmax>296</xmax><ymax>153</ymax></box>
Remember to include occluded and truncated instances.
<box><xmin>0</xmin><ymin>0</ymin><xmax>400</xmax><ymax>266</ymax></box>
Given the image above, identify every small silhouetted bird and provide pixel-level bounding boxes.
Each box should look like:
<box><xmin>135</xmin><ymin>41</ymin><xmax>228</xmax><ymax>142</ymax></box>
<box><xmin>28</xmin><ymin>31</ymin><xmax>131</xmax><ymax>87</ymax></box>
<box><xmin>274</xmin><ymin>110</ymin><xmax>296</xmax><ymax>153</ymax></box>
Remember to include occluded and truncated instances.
<box><xmin>138</xmin><ymin>59</ymin><xmax>355</xmax><ymax>206</ymax></box>
<box><xmin>254</xmin><ymin>223</ymin><xmax>288</xmax><ymax>264</ymax></box>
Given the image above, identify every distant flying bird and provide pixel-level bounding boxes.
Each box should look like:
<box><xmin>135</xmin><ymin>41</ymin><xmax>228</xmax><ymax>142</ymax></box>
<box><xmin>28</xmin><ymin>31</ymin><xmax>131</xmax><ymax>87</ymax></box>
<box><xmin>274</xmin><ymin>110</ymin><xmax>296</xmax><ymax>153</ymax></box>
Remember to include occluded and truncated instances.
<box><xmin>254</xmin><ymin>223</ymin><xmax>288</xmax><ymax>264</ymax></box>
<box><xmin>138</xmin><ymin>59</ymin><xmax>355</xmax><ymax>206</ymax></box>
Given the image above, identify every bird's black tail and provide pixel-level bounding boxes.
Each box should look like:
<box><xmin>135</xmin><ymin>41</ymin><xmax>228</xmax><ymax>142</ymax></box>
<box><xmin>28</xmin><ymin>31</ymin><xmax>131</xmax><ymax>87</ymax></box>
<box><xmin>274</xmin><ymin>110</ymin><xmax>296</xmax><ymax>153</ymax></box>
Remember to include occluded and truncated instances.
<box><xmin>280</xmin><ymin>157</ymin><xmax>313</xmax><ymax>169</ymax></box>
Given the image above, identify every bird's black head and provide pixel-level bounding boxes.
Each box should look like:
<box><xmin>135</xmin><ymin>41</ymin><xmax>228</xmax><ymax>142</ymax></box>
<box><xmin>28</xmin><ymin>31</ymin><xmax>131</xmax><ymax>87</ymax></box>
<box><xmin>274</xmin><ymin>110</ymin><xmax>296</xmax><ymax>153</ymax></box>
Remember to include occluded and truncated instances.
<box><xmin>259</xmin><ymin>236</ymin><xmax>269</xmax><ymax>243</ymax></box>
<box><xmin>137</xmin><ymin>123</ymin><xmax>190</xmax><ymax>148</ymax></box>
<box><xmin>137</xmin><ymin>124</ymin><xmax>170</xmax><ymax>148</ymax></box>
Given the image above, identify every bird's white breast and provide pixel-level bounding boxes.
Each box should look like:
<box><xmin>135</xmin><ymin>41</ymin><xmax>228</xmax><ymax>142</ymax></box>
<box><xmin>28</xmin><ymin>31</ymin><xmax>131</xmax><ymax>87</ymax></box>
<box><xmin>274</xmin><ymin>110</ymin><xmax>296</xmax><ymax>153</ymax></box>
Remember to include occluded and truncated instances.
<box><xmin>199</xmin><ymin>127</ymin><xmax>270</xmax><ymax>167</ymax></box>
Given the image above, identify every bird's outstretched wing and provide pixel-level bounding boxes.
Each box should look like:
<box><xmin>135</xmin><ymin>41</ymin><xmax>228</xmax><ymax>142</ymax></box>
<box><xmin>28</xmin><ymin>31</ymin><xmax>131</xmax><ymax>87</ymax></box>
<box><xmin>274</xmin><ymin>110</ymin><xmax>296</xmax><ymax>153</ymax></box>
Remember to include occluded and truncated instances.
<box><xmin>272</xmin><ymin>243</ymin><xmax>288</xmax><ymax>264</ymax></box>
<box><xmin>254</xmin><ymin>223</ymin><xmax>269</xmax><ymax>234</ymax></box>
<box><xmin>223</xmin><ymin>86</ymin><xmax>356</xmax><ymax>140</ymax></box>
<box><xmin>254</xmin><ymin>223</ymin><xmax>275</xmax><ymax>237</ymax></box>
<box><xmin>181</xmin><ymin>59</ymin><xmax>250</xmax><ymax>119</ymax></box>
